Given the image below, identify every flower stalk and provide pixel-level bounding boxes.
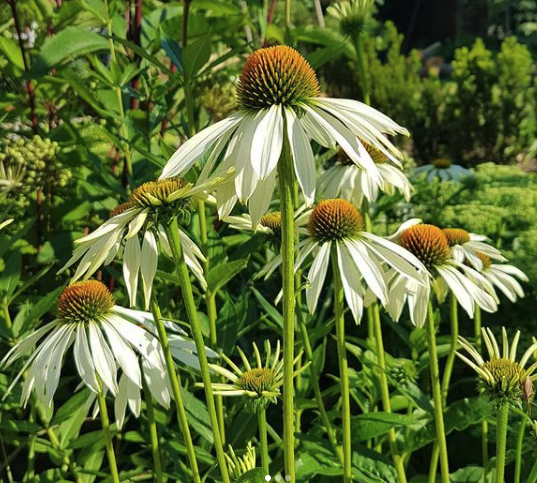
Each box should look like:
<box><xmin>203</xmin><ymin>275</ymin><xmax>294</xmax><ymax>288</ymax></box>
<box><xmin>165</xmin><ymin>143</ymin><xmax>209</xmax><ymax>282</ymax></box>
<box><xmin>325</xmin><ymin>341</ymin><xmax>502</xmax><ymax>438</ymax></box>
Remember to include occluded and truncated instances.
<box><xmin>142</xmin><ymin>377</ymin><xmax>164</xmax><ymax>483</ymax></box>
<box><xmin>475</xmin><ymin>307</ymin><xmax>489</xmax><ymax>478</ymax></box>
<box><xmin>277</xmin><ymin>136</ymin><xmax>296</xmax><ymax>481</ymax></box>
<box><xmin>495</xmin><ymin>403</ymin><xmax>509</xmax><ymax>483</ymax></box>
<box><xmin>96</xmin><ymin>381</ymin><xmax>121</xmax><ymax>483</ymax></box>
<box><xmin>257</xmin><ymin>407</ymin><xmax>270</xmax><ymax>472</ymax></box>
<box><xmin>426</xmin><ymin>303</ymin><xmax>450</xmax><ymax>483</ymax></box>
<box><xmin>150</xmin><ymin>296</ymin><xmax>201</xmax><ymax>483</ymax></box>
<box><xmin>372</xmin><ymin>305</ymin><xmax>408</xmax><ymax>483</ymax></box>
<box><xmin>332</xmin><ymin>250</ymin><xmax>352</xmax><ymax>483</ymax></box>
<box><xmin>163</xmin><ymin>217</ymin><xmax>231</xmax><ymax>483</ymax></box>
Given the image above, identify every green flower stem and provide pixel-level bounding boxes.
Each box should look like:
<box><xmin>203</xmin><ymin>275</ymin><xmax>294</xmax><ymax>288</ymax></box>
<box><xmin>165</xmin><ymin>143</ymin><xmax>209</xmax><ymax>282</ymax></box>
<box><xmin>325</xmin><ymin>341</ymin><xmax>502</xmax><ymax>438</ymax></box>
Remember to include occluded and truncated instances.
<box><xmin>331</xmin><ymin>250</ymin><xmax>352</xmax><ymax>483</ymax></box>
<box><xmin>96</xmin><ymin>379</ymin><xmax>121</xmax><ymax>483</ymax></box>
<box><xmin>103</xmin><ymin>0</ymin><xmax>132</xmax><ymax>182</ymax></box>
<box><xmin>163</xmin><ymin>218</ymin><xmax>231</xmax><ymax>483</ymax></box>
<box><xmin>277</xmin><ymin>138</ymin><xmax>296</xmax><ymax>481</ymax></box>
<box><xmin>528</xmin><ymin>457</ymin><xmax>537</xmax><ymax>483</ymax></box>
<box><xmin>257</xmin><ymin>408</ymin><xmax>270</xmax><ymax>473</ymax></box>
<box><xmin>285</xmin><ymin>0</ymin><xmax>292</xmax><ymax>45</ymax></box>
<box><xmin>372</xmin><ymin>305</ymin><xmax>408</xmax><ymax>483</ymax></box>
<box><xmin>150</xmin><ymin>296</ymin><xmax>201</xmax><ymax>483</ymax></box>
<box><xmin>514</xmin><ymin>412</ymin><xmax>528</xmax><ymax>483</ymax></box>
<box><xmin>352</xmin><ymin>32</ymin><xmax>370</xmax><ymax>105</ymax></box>
<box><xmin>297</xmin><ymin>307</ymin><xmax>343</xmax><ymax>463</ymax></box>
<box><xmin>495</xmin><ymin>403</ymin><xmax>509</xmax><ymax>483</ymax></box>
<box><xmin>474</xmin><ymin>306</ymin><xmax>489</xmax><ymax>482</ymax></box>
<box><xmin>426</xmin><ymin>303</ymin><xmax>450</xmax><ymax>483</ymax></box>
<box><xmin>142</xmin><ymin>377</ymin><xmax>164</xmax><ymax>483</ymax></box>
<box><xmin>3</xmin><ymin>303</ymin><xmax>12</xmax><ymax>331</ymax></box>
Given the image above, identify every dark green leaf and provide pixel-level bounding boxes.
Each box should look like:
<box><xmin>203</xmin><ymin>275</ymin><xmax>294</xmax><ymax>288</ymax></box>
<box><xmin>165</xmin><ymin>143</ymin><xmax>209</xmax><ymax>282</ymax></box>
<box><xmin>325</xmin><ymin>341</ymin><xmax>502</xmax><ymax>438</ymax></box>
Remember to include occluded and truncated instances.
<box><xmin>351</xmin><ymin>412</ymin><xmax>417</xmax><ymax>441</ymax></box>
<box><xmin>207</xmin><ymin>258</ymin><xmax>248</xmax><ymax>294</ymax></box>
<box><xmin>236</xmin><ymin>468</ymin><xmax>268</xmax><ymax>483</ymax></box>
<box><xmin>183</xmin><ymin>36</ymin><xmax>211</xmax><ymax>78</ymax></box>
<box><xmin>0</xmin><ymin>251</ymin><xmax>22</xmax><ymax>301</ymax></box>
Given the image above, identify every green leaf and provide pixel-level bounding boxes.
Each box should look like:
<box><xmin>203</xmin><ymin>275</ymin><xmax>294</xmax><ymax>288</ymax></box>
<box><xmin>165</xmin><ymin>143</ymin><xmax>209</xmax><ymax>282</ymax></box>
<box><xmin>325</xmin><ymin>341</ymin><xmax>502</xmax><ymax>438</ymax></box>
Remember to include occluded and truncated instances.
<box><xmin>207</xmin><ymin>258</ymin><xmax>248</xmax><ymax>294</ymax></box>
<box><xmin>351</xmin><ymin>412</ymin><xmax>417</xmax><ymax>442</ymax></box>
<box><xmin>31</xmin><ymin>27</ymin><xmax>109</xmax><ymax>76</ymax></box>
<box><xmin>236</xmin><ymin>468</ymin><xmax>268</xmax><ymax>483</ymax></box>
<box><xmin>0</xmin><ymin>251</ymin><xmax>22</xmax><ymax>301</ymax></box>
<box><xmin>250</xmin><ymin>287</ymin><xmax>283</xmax><ymax>328</ymax></box>
<box><xmin>0</xmin><ymin>37</ymin><xmax>24</xmax><ymax>70</ymax></box>
<box><xmin>183</xmin><ymin>36</ymin><xmax>211</xmax><ymax>78</ymax></box>
<box><xmin>111</xmin><ymin>36</ymin><xmax>175</xmax><ymax>76</ymax></box>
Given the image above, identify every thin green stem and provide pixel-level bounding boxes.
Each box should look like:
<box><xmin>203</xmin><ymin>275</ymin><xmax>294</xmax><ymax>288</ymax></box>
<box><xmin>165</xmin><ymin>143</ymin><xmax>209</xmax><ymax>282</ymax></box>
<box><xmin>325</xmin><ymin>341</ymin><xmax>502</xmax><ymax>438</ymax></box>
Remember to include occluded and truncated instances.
<box><xmin>150</xmin><ymin>296</ymin><xmax>201</xmax><ymax>483</ymax></box>
<box><xmin>353</xmin><ymin>32</ymin><xmax>370</xmax><ymax>105</ymax></box>
<box><xmin>163</xmin><ymin>218</ymin><xmax>230</xmax><ymax>483</ymax></box>
<box><xmin>372</xmin><ymin>305</ymin><xmax>408</xmax><ymax>483</ymax></box>
<box><xmin>103</xmin><ymin>0</ymin><xmax>132</xmax><ymax>182</ymax></box>
<box><xmin>277</xmin><ymin>139</ymin><xmax>296</xmax><ymax>481</ymax></box>
<box><xmin>495</xmin><ymin>403</ymin><xmax>509</xmax><ymax>483</ymax></box>
<box><xmin>426</xmin><ymin>303</ymin><xmax>450</xmax><ymax>483</ymax></box>
<box><xmin>3</xmin><ymin>304</ymin><xmax>12</xmax><ymax>331</ymax></box>
<box><xmin>142</xmin><ymin>377</ymin><xmax>164</xmax><ymax>483</ymax></box>
<box><xmin>475</xmin><ymin>307</ymin><xmax>489</xmax><ymax>482</ymax></box>
<box><xmin>257</xmin><ymin>408</ymin><xmax>270</xmax><ymax>473</ymax></box>
<box><xmin>297</xmin><ymin>307</ymin><xmax>342</xmax><ymax>463</ymax></box>
<box><xmin>96</xmin><ymin>381</ymin><xmax>121</xmax><ymax>483</ymax></box>
<box><xmin>332</xmin><ymin>250</ymin><xmax>352</xmax><ymax>483</ymax></box>
<box><xmin>514</xmin><ymin>413</ymin><xmax>528</xmax><ymax>483</ymax></box>
<box><xmin>284</xmin><ymin>0</ymin><xmax>292</xmax><ymax>44</ymax></box>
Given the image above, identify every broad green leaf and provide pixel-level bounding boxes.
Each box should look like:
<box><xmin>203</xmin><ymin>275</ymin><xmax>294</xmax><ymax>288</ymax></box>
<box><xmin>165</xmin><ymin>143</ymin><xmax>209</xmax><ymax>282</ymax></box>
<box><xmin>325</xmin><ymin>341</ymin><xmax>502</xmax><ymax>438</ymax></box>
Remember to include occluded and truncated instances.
<box><xmin>0</xmin><ymin>251</ymin><xmax>22</xmax><ymax>301</ymax></box>
<box><xmin>183</xmin><ymin>36</ymin><xmax>211</xmax><ymax>78</ymax></box>
<box><xmin>450</xmin><ymin>466</ymin><xmax>486</xmax><ymax>482</ymax></box>
<box><xmin>207</xmin><ymin>258</ymin><xmax>248</xmax><ymax>294</ymax></box>
<box><xmin>351</xmin><ymin>412</ymin><xmax>418</xmax><ymax>442</ymax></box>
<box><xmin>0</xmin><ymin>37</ymin><xmax>24</xmax><ymax>70</ymax></box>
<box><xmin>236</xmin><ymin>468</ymin><xmax>269</xmax><ymax>483</ymax></box>
<box><xmin>351</xmin><ymin>444</ymin><xmax>398</xmax><ymax>482</ymax></box>
<box><xmin>31</xmin><ymin>27</ymin><xmax>109</xmax><ymax>76</ymax></box>
<box><xmin>111</xmin><ymin>36</ymin><xmax>175</xmax><ymax>76</ymax></box>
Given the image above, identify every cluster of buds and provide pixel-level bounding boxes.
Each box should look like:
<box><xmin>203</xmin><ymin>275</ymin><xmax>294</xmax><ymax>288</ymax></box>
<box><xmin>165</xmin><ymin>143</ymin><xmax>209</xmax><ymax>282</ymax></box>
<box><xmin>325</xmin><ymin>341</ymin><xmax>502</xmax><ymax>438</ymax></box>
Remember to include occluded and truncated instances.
<box><xmin>0</xmin><ymin>136</ymin><xmax>72</xmax><ymax>200</ymax></box>
<box><xmin>387</xmin><ymin>358</ymin><xmax>418</xmax><ymax>388</ymax></box>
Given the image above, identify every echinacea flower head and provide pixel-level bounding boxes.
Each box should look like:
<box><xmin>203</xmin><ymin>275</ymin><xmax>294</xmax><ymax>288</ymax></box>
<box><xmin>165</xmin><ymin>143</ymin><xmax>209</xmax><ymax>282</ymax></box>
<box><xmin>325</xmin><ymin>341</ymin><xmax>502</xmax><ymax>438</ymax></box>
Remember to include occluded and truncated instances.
<box><xmin>414</xmin><ymin>158</ymin><xmax>472</xmax><ymax>183</ymax></box>
<box><xmin>457</xmin><ymin>327</ymin><xmax>537</xmax><ymax>405</ymax></box>
<box><xmin>59</xmin><ymin>177</ymin><xmax>223</xmax><ymax>309</ymax></box>
<box><xmin>1</xmin><ymin>280</ymin><xmax>215</xmax><ymax>427</ymax></box>
<box><xmin>469</xmin><ymin>252</ymin><xmax>528</xmax><ymax>303</ymax></box>
<box><xmin>318</xmin><ymin>143</ymin><xmax>413</xmax><ymax>205</ymax></box>
<box><xmin>260</xmin><ymin>199</ymin><xmax>428</xmax><ymax>323</ymax></box>
<box><xmin>443</xmin><ymin>227</ymin><xmax>506</xmax><ymax>269</ymax></box>
<box><xmin>388</xmin><ymin>223</ymin><xmax>498</xmax><ymax>326</ymax></box>
<box><xmin>225</xmin><ymin>442</ymin><xmax>256</xmax><ymax>480</ymax></box>
<box><xmin>161</xmin><ymin>46</ymin><xmax>408</xmax><ymax>226</ymax></box>
<box><xmin>225</xmin><ymin>211</ymin><xmax>282</xmax><ymax>239</ymax></box>
<box><xmin>205</xmin><ymin>340</ymin><xmax>301</xmax><ymax>410</ymax></box>
<box><xmin>327</xmin><ymin>0</ymin><xmax>375</xmax><ymax>37</ymax></box>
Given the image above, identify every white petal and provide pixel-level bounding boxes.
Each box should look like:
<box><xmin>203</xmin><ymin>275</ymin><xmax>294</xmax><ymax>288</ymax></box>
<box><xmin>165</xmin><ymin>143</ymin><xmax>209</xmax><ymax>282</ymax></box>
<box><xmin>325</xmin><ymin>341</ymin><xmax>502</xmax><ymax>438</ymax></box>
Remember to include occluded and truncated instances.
<box><xmin>115</xmin><ymin>374</ymin><xmax>129</xmax><ymax>429</ymax></box>
<box><xmin>88</xmin><ymin>322</ymin><xmax>118</xmax><ymax>395</ymax></box>
<box><xmin>74</xmin><ymin>325</ymin><xmax>100</xmax><ymax>393</ymax></box>
<box><xmin>251</xmin><ymin>104</ymin><xmax>284</xmax><ymax>180</ymax></box>
<box><xmin>45</xmin><ymin>326</ymin><xmax>75</xmax><ymax>407</ymax></box>
<box><xmin>123</xmin><ymin>235</ymin><xmax>141</xmax><ymax>307</ymax></box>
<box><xmin>306</xmin><ymin>242</ymin><xmax>331</xmax><ymax>314</ymax></box>
<box><xmin>141</xmin><ymin>230</ymin><xmax>158</xmax><ymax>310</ymax></box>
<box><xmin>336</xmin><ymin>242</ymin><xmax>364</xmax><ymax>323</ymax></box>
<box><xmin>160</xmin><ymin>114</ymin><xmax>243</xmax><ymax>179</ymax></box>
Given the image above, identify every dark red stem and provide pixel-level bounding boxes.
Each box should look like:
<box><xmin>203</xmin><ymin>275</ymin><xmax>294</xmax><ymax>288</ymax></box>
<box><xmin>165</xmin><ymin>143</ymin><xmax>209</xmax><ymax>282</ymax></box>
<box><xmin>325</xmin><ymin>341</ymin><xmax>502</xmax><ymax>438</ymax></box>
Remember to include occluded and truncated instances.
<box><xmin>263</xmin><ymin>0</ymin><xmax>279</xmax><ymax>47</ymax></box>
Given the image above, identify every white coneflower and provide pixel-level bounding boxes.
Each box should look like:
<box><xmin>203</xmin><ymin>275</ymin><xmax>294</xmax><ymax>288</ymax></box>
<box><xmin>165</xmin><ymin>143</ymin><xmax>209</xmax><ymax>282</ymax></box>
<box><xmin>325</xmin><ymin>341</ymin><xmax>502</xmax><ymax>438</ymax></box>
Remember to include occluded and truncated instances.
<box><xmin>318</xmin><ymin>143</ymin><xmax>413</xmax><ymax>205</ymax></box>
<box><xmin>161</xmin><ymin>46</ymin><xmax>408</xmax><ymax>226</ymax></box>
<box><xmin>443</xmin><ymin>227</ymin><xmax>506</xmax><ymax>270</ymax></box>
<box><xmin>225</xmin><ymin>211</ymin><xmax>283</xmax><ymax>238</ymax></box>
<box><xmin>469</xmin><ymin>252</ymin><xmax>528</xmax><ymax>303</ymax></box>
<box><xmin>414</xmin><ymin>158</ymin><xmax>472</xmax><ymax>182</ymax></box>
<box><xmin>457</xmin><ymin>327</ymin><xmax>537</xmax><ymax>403</ymax></box>
<box><xmin>59</xmin><ymin>177</ymin><xmax>223</xmax><ymax>309</ymax></box>
<box><xmin>0</xmin><ymin>281</ymin><xmax>215</xmax><ymax>427</ymax></box>
<box><xmin>0</xmin><ymin>161</ymin><xmax>24</xmax><ymax>199</ymax></box>
<box><xmin>204</xmin><ymin>340</ymin><xmax>302</xmax><ymax>408</ymax></box>
<box><xmin>327</xmin><ymin>0</ymin><xmax>375</xmax><ymax>37</ymax></box>
<box><xmin>387</xmin><ymin>224</ymin><xmax>498</xmax><ymax>326</ymax></box>
<box><xmin>260</xmin><ymin>199</ymin><xmax>428</xmax><ymax>323</ymax></box>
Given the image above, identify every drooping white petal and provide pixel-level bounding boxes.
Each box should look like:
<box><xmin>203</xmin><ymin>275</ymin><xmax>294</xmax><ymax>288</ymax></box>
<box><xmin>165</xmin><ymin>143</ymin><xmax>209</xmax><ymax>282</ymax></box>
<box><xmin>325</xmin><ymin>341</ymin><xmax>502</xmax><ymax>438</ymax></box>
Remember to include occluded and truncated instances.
<box><xmin>160</xmin><ymin>114</ymin><xmax>243</xmax><ymax>179</ymax></box>
<box><xmin>44</xmin><ymin>326</ymin><xmax>76</xmax><ymax>407</ymax></box>
<box><xmin>251</xmin><ymin>104</ymin><xmax>284</xmax><ymax>180</ymax></box>
<box><xmin>88</xmin><ymin>322</ymin><xmax>118</xmax><ymax>395</ymax></box>
<box><xmin>285</xmin><ymin>107</ymin><xmax>316</xmax><ymax>205</ymax></box>
<box><xmin>141</xmin><ymin>230</ymin><xmax>158</xmax><ymax>310</ymax></box>
<box><xmin>123</xmin><ymin>235</ymin><xmax>141</xmax><ymax>307</ymax></box>
<box><xmin>74</xmin><ymin>325</ymin><xmax>100</xmax><ymax>393</ymax></box>
<box><xmin>248</xmin><ymin>170</ymin><xmax>277</xmax><ymax>227</ymax></box>
<box><xmin>436</xmin><ymin>266</ymin><xmax>475</xmax><ymax>318</ymax></box>
<box><xmin>115</xmin><ymin>374</ymin><xmax>129</xmax><ymax>429</ymax></box>
<box><xmin>306</xmin><ymin>242</ymin><xmax>331</xmax><ymax>314</ymax></box>
<box><xmin>336</xmin><ymin>242</ymin><xmax>364</xmax><ymax>323</ymax></box>
<box><xmin>125</xmin><ymin>210</ymin><xmax>149</xmax><ymax>240</ymax></box>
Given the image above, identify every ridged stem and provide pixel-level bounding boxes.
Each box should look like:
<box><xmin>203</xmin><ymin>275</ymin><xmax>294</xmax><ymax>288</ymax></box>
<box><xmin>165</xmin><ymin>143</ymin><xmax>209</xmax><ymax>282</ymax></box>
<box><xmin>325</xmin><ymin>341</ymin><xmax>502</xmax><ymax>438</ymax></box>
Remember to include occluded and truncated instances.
<box><xmin>142</xmin><ymin>377</ymin><xmax>164</xmax><ymax>483</ymax></box>
<box><xmin>426</xmin><ymin>303</ymin><xmax>450</xmax><ymax>483</ymax></box>
<box><xmin>332</xmin><ymin>250</ymin><xmax>352</xmax><ymax>482</ymax></box>
<box><xmin>150</xmin><ymin>296</ymin><xmax>201</xmax><ymax>483</ymax></box>
<box><xmin>96</xmin><ymin>380</ymin><xmax>121</xmax><ymax>483</ymax></box>
<box><xmin>277</xmin><ymin>138</ymin><xmax>296</xmax><ymax>481</ymax></box>
<box><xmin>258</xmin><ymin>407</ymin><xmax>270</xmax><ymax>473</ymax></box>
<box><xmin>514</xmin><ymin>412</ymin><xmax>528</xmax><ymax>483</ymax></box>
<box><xmin>475</xmin><ymin>306</ymin><xmax>489</xmax><ymax>482</ymax></box>
<box><xmin>495</xmin><ymin>403</ymin><xmax>509</xmax><ymax>483</ymax></box>
<box><xmin>163</xmin><ymin>218</ymin><xmax>230</xmax><ymax>483</ymax></box>
<box><xmin>353</xmin><ymin>31</ymin><xmax>370</xmax><ymax>105</ymax></box>
<box><xmin>372</xmin><ymin>305</ymin><xmax>408</xmax><ymax>483</ymax></box>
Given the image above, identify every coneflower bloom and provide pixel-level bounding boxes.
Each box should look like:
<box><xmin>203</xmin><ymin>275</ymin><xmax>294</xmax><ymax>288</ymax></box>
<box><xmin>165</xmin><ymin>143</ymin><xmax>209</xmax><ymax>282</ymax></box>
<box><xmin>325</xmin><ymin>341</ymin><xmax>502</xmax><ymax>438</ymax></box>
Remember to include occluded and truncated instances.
<box><xmin>469</xmin><ymin>252</ymin><xmax>528</xmax><ymax>303</ymax></box>
<box><xmin>443</xmin><ymin>227</ymin><xmax>506</xmax><ymax>270</ymax></box>
<box><xmin>161</xmin><ymin>46</ymin><xmax>408</xmax><ymax>226</ymax></box>
<box><xmin>327</xmin><ymin>0</ymin><xmax>375</xmax><ymax>37</ymax></box>
<box><xmin>318</xmin><ymin>143</ymin><xmax>413</xmax><ymax>205</ymax></box>
<box><xmin>225</xmin><ymin>211</ymin><xmax>283</xmax><ymax>238</ymax></box>
<box><xmin>388</xmin><ymin>224</ymin><xmax>498</xmax><ymax>326</ymax></box>
<box><xmin>414</xmin><ymin>158</ymin><xmax>472</xmax><ymax>182</ymax></box>
<box><xmin>59</xmin><ymin>177</ymin><xmax>223</xmax><ymax>309</ymax></box>
<box><xmin>204</xmin><ymin>340</ymin><xmax>302</xmax><ymax>409</ymax></box>
<box><xmin>260</xmin><ymin>199</ymin><xmax>428</xmax><ymax>323</ymax></box>
<box><xmin>457</xmin><ymin>327</ymin><xmax>537</xmax><ymax>403</ymax></box>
